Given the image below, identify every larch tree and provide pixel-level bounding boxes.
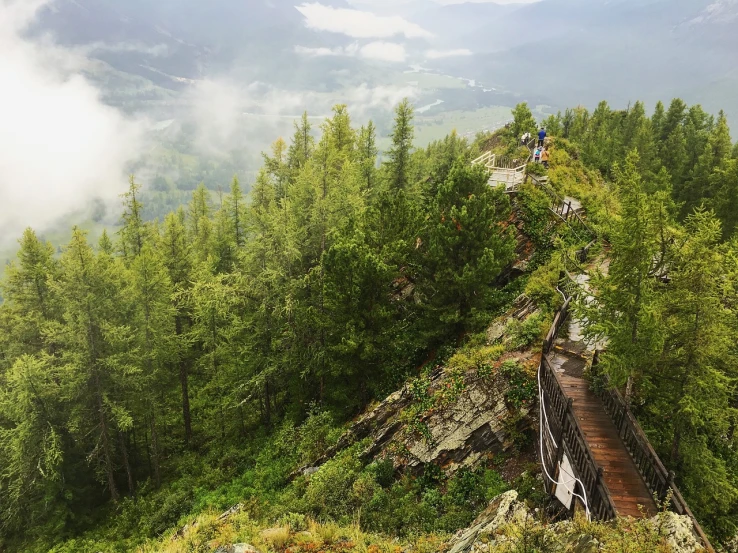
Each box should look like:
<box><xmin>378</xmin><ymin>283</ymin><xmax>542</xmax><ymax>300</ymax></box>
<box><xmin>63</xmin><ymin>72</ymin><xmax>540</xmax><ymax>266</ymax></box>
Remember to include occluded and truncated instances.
<box><xmin>161</xmin><ymin>210</ymin><xmax>194</xmax><ymax>444</ymax></box>
<box><xmin>54</xmin><ymin>229</ymin><xmax>138</xmax><ymax>502</ymax></box>
<box><xmin>385</xmin><ymin>98</ymin><xmax>415</xmax><ymax>192</ymax></box>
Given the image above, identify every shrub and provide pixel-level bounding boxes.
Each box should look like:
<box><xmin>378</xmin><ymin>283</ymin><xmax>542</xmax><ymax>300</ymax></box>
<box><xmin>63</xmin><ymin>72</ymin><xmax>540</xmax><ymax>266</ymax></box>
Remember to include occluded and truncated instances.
<box><xmin>261</xmin><ymin>526</ymin><xmax>290</xmax><ymax>549</ymax></box>
<box><xmin>279</xmin><ymin>512</ymin><xmax>307</xmax><ymax>532</ymax></box>
<box><xmin>366</xmin><ymin>458</ymin><xmax>395</xmax><ymax>489</ymax></box>
<box><xmin>506</xmin><ymin>313</ymin><xmax>547</xmax><ymax>350</ymax></box>
<box><xmin>500</xmin><ymin>360</ymin><xmax>537</xmax><ymax>409</ymax></box>
<box><xmin>303</xmin><ymin>448</ymin><xmax>364</xmax><ymax>521</ymax></box>
<box><xmin>524</xmin><ymin>261</ymin><xmax>563</xmax><ymax>315</ymax></box>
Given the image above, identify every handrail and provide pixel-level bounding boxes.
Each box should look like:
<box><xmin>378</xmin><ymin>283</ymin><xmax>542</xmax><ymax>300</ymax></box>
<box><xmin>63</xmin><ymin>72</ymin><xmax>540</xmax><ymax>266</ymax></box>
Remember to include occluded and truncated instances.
<box><xmin>540</xmin><ymin>355</ymin><xmax>617</xmax><ymax>521</ymax></box>
<box><xmin>540</xmin><ymin>266</ymin><xmax>618</xmax><ymax>521</ymax></box>
<box><xmin>591</xmin><ymin>359</ymin><xmax>714</xmax><ymax>551</ymax></box>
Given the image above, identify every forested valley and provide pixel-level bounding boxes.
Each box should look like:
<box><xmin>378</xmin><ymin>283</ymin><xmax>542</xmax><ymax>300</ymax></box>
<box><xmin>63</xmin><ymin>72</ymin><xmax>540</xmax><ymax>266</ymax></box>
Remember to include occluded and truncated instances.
<box><xmin>2</xmin><ymin>98</ymin><xmax>738</xmax><ymax>552</ymax></box>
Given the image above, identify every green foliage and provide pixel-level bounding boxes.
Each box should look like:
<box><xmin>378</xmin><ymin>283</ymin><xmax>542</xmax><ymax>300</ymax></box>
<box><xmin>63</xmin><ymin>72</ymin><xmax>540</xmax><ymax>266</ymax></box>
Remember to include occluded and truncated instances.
<box><xmin>524</xmin><ymin>260</ymin><xmax>564</xmax><ymax>314</ymax></box>
<box><xmin>506</xmin><ymin>313</ymin><xmax>547</xmax><ymax>351</ymax></box>
<box><xmin>499</xmin><ymin>360</ymin><xmax>537</xmax><ymax>410</ymax></box>
<box><xmin>3</xmin><ymin>96</ymin><xmax>738</xmax><ymax>550</ymax></box>
<box><xmin>510</xmin><ymin>103</ymin><xmax>538</xmax><ymax>143</ymax></box>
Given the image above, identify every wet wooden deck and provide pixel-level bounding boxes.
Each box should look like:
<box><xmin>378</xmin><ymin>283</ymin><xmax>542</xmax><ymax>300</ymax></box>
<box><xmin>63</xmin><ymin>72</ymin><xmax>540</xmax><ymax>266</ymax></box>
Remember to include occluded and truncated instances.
<box><xmin>558</xmin><ymin>368</ymin><xmax>657</xmax><ymax>517</ymax></box>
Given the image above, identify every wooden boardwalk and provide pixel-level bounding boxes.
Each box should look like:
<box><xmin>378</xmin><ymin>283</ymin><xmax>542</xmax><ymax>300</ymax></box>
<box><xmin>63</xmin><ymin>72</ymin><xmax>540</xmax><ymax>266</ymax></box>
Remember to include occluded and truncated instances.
<box><xmin>559</xmin><ymin>369</ymin><xmax>657</xmax><ymax>517</ymax></box>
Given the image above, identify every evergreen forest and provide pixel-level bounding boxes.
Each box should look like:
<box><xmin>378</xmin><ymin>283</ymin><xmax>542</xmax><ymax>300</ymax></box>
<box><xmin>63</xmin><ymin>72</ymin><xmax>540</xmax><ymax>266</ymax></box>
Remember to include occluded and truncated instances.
<box><xmin>2</xmin><ymin>98</ymin><xmax>738</xmax><ymax>552</ymax></box>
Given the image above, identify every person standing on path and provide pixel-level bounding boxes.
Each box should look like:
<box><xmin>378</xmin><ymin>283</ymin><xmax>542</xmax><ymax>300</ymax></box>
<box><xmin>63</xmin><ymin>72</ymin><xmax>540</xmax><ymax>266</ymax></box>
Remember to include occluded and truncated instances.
<box><xmin>538</xmin><ymin>127</ymin><xmax>546</xmax><ymax>147</ymax></box>
<box><xmin>534</xmin><ymin>146</ymin><xmax>542</xmax><ymax>163</ymax></box>
<box><xmin>541</xmin><ymin>147</ymin><xmax>550</xmax><ymax>168</ymax></box>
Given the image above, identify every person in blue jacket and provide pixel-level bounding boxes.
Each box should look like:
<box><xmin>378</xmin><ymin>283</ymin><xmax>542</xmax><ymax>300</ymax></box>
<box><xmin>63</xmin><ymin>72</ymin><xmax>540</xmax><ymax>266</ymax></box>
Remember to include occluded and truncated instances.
<box><xmin>538</xmin><ymin>127</ymin><xmax>547</xmax><ymax>147</ymax></box>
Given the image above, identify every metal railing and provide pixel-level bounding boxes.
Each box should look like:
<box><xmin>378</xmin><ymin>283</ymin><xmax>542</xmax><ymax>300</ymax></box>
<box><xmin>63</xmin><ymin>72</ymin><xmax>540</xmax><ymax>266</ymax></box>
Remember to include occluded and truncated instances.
<box><xmin>539</xmin><ymin>297</ymin><xmax>617</xmax><ymax>521</ymax></box>
<box><xmin>591</xmin><ymin>359</ymin><xmax>714</xmax><ymax>551</ymax></box>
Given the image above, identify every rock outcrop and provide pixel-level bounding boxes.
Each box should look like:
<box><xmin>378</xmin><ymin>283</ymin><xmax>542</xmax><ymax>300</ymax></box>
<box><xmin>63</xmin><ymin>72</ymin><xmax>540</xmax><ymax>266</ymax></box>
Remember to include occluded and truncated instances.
<box><xmin>447</xmin><ymin>492</ymin><xmax>707</xmax><ymax>553</ymax></box>
<box><xmin>447</xmin><ymin>491</ymin><xmax>530</xmax><ymax>553</ymax></box>
<box><xmin>292</xmin><ymin>296</ymin><xmax>540</xmax><ymax>479</ymax></box>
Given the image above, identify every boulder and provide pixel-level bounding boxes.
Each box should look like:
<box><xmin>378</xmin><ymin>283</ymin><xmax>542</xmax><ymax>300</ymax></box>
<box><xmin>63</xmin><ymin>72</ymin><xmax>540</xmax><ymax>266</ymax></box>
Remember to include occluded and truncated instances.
<box><xmin>447</xmin><ymin>491</ymin><xmax>530</xmax><ymax>553</ymax></box>
<box><xmin>652</xmin><ymin>512</ymin><xmax>701</xmax><ymax>553</ymax></box>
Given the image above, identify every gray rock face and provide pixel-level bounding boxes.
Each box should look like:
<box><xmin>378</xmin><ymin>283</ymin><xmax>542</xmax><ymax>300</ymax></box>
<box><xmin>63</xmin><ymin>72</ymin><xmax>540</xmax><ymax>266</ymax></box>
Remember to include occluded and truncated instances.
<box><xmin>405</xmin><ymin>374</ymin><xmax>533</xmax><ymax>472</ymax></box>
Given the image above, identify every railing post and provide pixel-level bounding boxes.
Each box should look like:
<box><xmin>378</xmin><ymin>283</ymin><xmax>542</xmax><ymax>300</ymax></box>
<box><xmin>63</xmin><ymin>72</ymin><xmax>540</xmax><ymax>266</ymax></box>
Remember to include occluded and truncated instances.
<box><xmin>555</xmin><ymin>398</ymin><xmax>573</xmax><ymax>462</ymax></box>
<box><xmin>591</xmin><ymin>467</ymin><xmax>603</xmax><ymax>519</ymax></box>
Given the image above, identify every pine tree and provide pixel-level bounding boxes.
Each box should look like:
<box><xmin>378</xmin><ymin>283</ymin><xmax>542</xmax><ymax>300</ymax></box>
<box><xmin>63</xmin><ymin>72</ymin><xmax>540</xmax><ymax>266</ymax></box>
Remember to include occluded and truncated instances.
<box><xmin>263</xmin><ymin>138</ymin><xmax>291</xmax><ymax>199</ymax></box>
<box><xmin>288</xmin><ymin>112</ymin><xmax>315</xmax><ymax>174</ymax></box>
<box><xmin>189</xmin><ymin>184</ymin><xmax>214</xmax><ymax>263</ymax></box>
<box><xmin>161</xmin><ymin>210</ymin><xmax>194</xmax><ymax>444</ymax></box>
<box><xmin>421</xmin><ymin>162</ymin><xmax>515</xmax><ymax>334</ymax></box>
<box><xmin>119</xmin><ymin>176</ymin><xmax>147</xmax><ymax>261</ymax></box>
<box><xmin>510</xmin><ymin>102</ymin><xmax>537</xmax><ymax>142</ymax></box>
<box><xmin>385</xmin><ymin>98</ymin><xmax>415</xmax><ymax>192</ymax></box>
<box><xmin>357</xmin><ymin>121</ymin><xmax>378</xmax><ymax>196</ymax></box>
<box><xmin>128</xmin><ymin>242</ymin><xmax>176</xmax><ymax>487</ymax></box>
<box><xmin>0</xmin><ymin>229</ymin><xmax>59</xmax><ymax>360</ymax></box>
<box><xmin>647</xmin><ymin>210</ymin><xmax>738</xmax><ymax>526</ymax></box>
<box><xmin>0</xmin><ymin>355</ymin><xmax>66</xmax><ymax>534</ymax></box>
<box><xmin>54</xmin><ymin>229</ymin><xmax>138</xmax><ymax>502</ymax></box>
<box><xmin>586</xmin><ymin>151</ymin><xmax>672</xmax><ymax>402</ymax></box>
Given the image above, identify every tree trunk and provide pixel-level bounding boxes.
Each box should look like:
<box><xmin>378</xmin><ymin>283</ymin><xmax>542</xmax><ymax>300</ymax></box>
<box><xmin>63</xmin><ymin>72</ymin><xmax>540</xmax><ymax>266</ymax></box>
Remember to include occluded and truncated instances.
<box><xmin>179</xmin><ymin>359</ymin><xmax>192</xmax><ymax>445</ymax></box>
<box><xmin>264</xmin><ymin>380</ymin><xmax>272</xmax><ymax>428</ymax></box>
<box><xmin>150</xmin><ymin>407</ymin><xmax>161</xmax><ymax>488</ymax></box>
<box><xmin>95</xmin><ymin>376</ymin><xmax>119</xmax><ymax>502</ymax></box>
<box><xmin>624</xmin><ymin>375</ymin><xmax>634</xmax><ymax>407</ymax></box>
<box><xmin>670</xmin><ymin>428</ymin><xmax>681</xmax><ymax>465</ymax></box>
<box><xmin>119</xmin><ymin>431</ymin><xmax>135</xmax><ymax>498</ymax></box>
<box><xmin>176</xmin><ymin>316</ymin><xmax>193</xmax><ymax>445</ymax></box>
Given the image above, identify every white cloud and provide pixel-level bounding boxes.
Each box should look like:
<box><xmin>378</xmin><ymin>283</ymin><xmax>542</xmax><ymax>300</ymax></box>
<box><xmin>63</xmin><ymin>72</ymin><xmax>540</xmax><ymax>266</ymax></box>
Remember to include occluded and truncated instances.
<box><xmin>295</xmin><ymin>2</ymin><xmax>433</xmax><ymax>38</ymax></box>
<box><xmin>425</xmin><ymin>48</ymin><xmax>473</xmax><ymax>59</ymax></box>
<box><xmin>183</xmin><ymin>79</ymin><xmax>419</xmax><ymax>156</ymax></box>
<box><xmin>360</xmin><ymin>41</ymin><xmax>407</xmax><ymax>62</ymax></box>
<box><xmin>0</xmin><ymin>0</ymin><xmax>147</xmax><ymax>246</ymax></box>
<box><xmin>295</xmin><ymin>41</ymin><xmax>406</xmax><ymax>62</ymax></box>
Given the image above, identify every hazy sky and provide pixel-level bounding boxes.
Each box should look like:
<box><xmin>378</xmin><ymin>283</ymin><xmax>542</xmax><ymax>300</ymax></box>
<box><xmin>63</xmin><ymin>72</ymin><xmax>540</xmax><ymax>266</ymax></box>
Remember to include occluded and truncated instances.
<box><xmin>0</xmin><ymin>0</ymin><xmax>146</xmax><ymax>247</ymax></box>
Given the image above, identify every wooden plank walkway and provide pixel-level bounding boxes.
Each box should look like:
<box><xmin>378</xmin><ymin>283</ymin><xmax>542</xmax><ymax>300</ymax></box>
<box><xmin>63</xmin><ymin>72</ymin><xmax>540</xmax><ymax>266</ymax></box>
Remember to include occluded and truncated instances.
<box><xmin>559</xmin><ymin>369</ymin><xmax>657</xmax><ymax>518</ymax></box>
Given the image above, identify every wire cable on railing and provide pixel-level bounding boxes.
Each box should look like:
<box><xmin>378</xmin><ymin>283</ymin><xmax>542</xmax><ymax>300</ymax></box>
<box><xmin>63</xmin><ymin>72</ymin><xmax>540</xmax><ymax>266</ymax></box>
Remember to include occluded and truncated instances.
<box><xmin>538</xmin><ymin>362</ymin><xmax>592</xmax><ymax>520</ymax></box>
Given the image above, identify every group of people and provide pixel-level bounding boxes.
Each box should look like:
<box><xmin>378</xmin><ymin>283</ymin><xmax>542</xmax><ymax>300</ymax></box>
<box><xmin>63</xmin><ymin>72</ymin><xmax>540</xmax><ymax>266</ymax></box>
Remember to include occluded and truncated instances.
<box><xmin>522</xmin><ymin>127</ymin><xmax>550</xmax><ymax>168</ymax></box>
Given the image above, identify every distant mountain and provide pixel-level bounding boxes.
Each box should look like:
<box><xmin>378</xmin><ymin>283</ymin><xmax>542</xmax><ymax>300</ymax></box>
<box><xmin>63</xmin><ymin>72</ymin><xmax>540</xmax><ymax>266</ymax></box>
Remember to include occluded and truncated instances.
<box><xmin>29</xmin><ymin>0</ymin><xmax>352</xmax><ymax>88</ymax></box>
<box><xmin>424</xmin><ymin>0</ymin><xmax>738</xmax><ymax>120</ymax></box>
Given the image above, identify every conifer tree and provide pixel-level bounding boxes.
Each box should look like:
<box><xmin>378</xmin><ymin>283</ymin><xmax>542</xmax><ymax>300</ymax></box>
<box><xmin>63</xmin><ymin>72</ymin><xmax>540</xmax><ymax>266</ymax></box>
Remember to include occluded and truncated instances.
<box><xmin>422</xmin><ymin>162</ymin><xmax>514</xmax><ymax>334</ymax></box>
<box><xmin>510</xmin><ymin>102</ymin><xmax>537</xmax><ymax>142</ymax></box>
<box><xmin>119</xmin><ymin>176</ymin><xmax>147</xmax><ymax>261</ymax></box>
<box><xmin>0</xmin><ymin>355</ymin><xmax>66</xmax><ymax>534</ymax></box>
<box><xmin>288</xmin><ymin>112</ymin><xmax>315</xmax><ymax>174</ymax></box>
<box><xmin>586</xmin><ymin>151</ymin><xmax>672</xmax><ymax>402</ymax></box>
<box><xmin>0</xmin><ymin>229</ymin><xmax>59</xmax><ymax>360</ymax></box>
<box><xmin>647</xmin><ymin>210</ymin><xmax>738</xmax><ymax>526</ymax></box>
<box><xmin>357</xmin><ymin>121</ymin><xmax>378</xmax><ymax>195</ymax></box>
<box><xmin>385</xmin><ymin>98</ymin><xmax>415</xmax><ymax>192</ymax></box>
<box><xmin>161</xmin><ymin>210</ymin><xmax>194</xmax><ymax>443</ymax></box>
<box><xmin>263</xmin><ymin>138</ymin><xmax>291</xmax><ymax>199</ymax></box>
<box><xmin>55</xmin><ymin>229</ymin><xmax>138</xmax><ymax>502</ymax></box>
